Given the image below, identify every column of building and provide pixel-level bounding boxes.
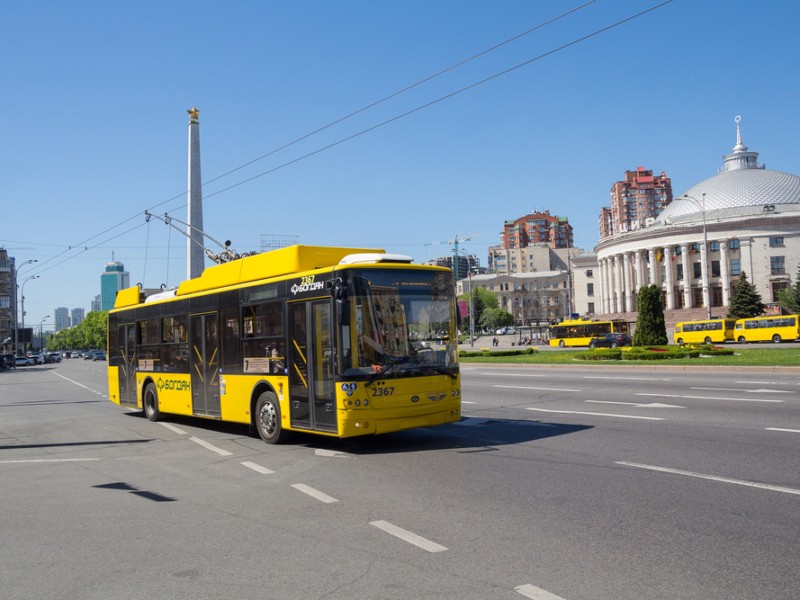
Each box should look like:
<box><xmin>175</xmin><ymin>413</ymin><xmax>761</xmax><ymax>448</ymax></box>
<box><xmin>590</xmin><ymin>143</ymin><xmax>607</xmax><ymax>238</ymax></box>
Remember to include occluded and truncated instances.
<box><xmin>613</xmin><ymin>255</ymin><xmax>623</xmax><ymax>313</ymax></box>
<box><xmin>720</xmin><ymin>241</ymin><xmax>730</xmax><ymax>306</ymax></box>
<box><xmin>664</xmin><ymin>246</ymin><xmax>675</xmax><ymax>309</ymax></box>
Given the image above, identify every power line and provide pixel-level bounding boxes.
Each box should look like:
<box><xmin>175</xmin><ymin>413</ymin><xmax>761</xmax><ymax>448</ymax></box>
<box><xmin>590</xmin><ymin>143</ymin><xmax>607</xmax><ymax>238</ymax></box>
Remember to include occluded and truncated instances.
<box><xmin>25</xmin><ymin>0</ymin><xmax>673</xmax><ymax>280</ymax></box>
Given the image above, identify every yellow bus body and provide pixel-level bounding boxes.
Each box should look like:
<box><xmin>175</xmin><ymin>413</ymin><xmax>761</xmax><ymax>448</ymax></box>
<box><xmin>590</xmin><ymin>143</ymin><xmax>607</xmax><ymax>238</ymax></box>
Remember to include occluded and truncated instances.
<box><xmin>673</xmin><ymin>319</ymin><xmax>736</xmax><ymax>345</ymax></box>
<box><xmin>733</xmin><ymin>315</ymin><xmax>800</xmax><ymax>343</ymax></box>
<box><xmin>107</xmin><ymin>245</ymin><xmax>462</xmax><ymax>442</ymax></box>
<box><xmin>549</xmin><ymin>318</ymin><xmax>629</xmax><ymax>347</ymax></box>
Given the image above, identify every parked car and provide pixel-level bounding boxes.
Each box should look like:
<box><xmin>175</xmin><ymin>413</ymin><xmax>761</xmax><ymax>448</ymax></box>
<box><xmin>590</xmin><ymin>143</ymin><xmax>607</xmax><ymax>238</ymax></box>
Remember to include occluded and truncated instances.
<box><xmin>27</xmin><ymin>354</ymin><xmax>43</xmax><ymax>365</ymax></box>
<box><xmin>44</xmin><ymin>352</ymin><xmax>62</xmax><ymax>364</ymax></box>
<box><xmin>15</xmin><ymin>356</ymin><xmax>33</xmax><ymax>367</ymax></box>
<box><xmin>495</xmin><ymin>326</ymin><xmax>517</xmax><ymax>335</ymax></box>
<box><xmin>92</xmin><ymin>351</ymin><xmax>107</xmax><ymax>361</ymax></box>
<box><xmin>588</xmin><ymin>333</ymin><xmax>632</xmax><ymax>348</ymax></box>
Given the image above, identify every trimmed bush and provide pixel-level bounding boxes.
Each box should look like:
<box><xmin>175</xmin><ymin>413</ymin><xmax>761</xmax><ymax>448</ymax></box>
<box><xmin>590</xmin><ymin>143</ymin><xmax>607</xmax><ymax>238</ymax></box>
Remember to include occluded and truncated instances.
<box><xmin>574</xmin><ymin>349</ymin><xmax>621</xmax><ymax>361</ymax></box>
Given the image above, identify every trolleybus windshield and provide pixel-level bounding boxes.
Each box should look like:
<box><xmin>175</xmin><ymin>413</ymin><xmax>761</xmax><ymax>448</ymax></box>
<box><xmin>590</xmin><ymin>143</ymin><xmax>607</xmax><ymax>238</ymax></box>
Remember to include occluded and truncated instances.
<box><xmin>339</xmin><ymin>269</ymin><xmax>458</xmax><ymax>380</ymax></box>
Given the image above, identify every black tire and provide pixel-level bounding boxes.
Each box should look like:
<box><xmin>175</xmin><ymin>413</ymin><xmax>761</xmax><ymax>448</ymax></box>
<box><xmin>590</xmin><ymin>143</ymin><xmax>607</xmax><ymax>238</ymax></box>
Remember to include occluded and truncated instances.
<box><xmin>589</xmin><ymin>341</ymin><xmax>596</xmax><ymax>349</ymax></box>
<box><xmin>772</xmin><ymin>334</ymin><xmax>782</xmax><ymax>343</ymax></box>
<box><xmin>143</xmin><ymin>383</ymin><xmax>162</xmax><ymax>422</ymax></box>
<box><xmin>255</xmin><ymin>391</ymin><xmax>290</xmax><ymax>444</ymax></box>
<box><xmin>676</xmin><ymin>338</ymin><xmax>684</xmax><ymax>346</ymax></box>
<box><xmin>704</xmin><ymin>336</ymin><xmax>712</xmax><ymax>344</ymax></box>
<box><xmin>738</xmin><ymin>336</ymin><xmax>746</xmax><ymax>343</ymax></box>
<box><xmin>559</xmin><ymin>340</ymin><xmax>566</xmax><ymax>348</ymax></box>
<box><xmin>611</xmin><ymin>342</ymin><xmax>619</xmax><ymax>348</ymax></box>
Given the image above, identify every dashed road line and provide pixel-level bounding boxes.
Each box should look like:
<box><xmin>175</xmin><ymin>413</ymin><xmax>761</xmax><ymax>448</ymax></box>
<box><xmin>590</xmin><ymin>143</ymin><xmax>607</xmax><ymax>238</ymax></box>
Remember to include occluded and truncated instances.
<box><xmin>291</xmin><ymin>483</ymin><xmax>339</xmax><ymax>504</ymax></box>
<box><xmin>189</xmin><ymin>436</ymin><xmax>232</xmax><ymax>456</ymax></box>
<box><xmin>617</xmin><ymin>461</ymin><xmax>800</xmax><ymax>496</ymax></box>
<box><xmin>515</xmin><ymin>583</ymin><xmax>567</xmax><ymax>599</ymax></box>
<box><xmin>636</xmin><ymin>392</ymin><xmax>782</xmax><ymax>403</ymax></box>
<box><xmin>369</xmin><ymin>520</ymin><xmax>447</xmax><ymax>553</ymax></box>
<box><xmin>159</xmin><ymin>422</ymin><xmax>188</xmax><ymax>435</ymax></box>
<box><xmin>0</xmin><ymin>458</ymin><xmax>100</xmax><ymax>464</ymax></box>
<box><xmin>527</xmin><ymin>408</ymin><xmax>663</xmax><ymax>421</ymax></box>
<box><xmin>241</xmin><ymin>461</ymin><xmax>275</xmax><ymax>474</ymax></box>
<box><xmin>766</xmin><ymin>427</ymin><xmax>800</xmax><ymax>434</ymax></box>
<box><xmin>496</xmin><ymin>385</ymin><xmax>582</xmax><ymax>392</ymax></box>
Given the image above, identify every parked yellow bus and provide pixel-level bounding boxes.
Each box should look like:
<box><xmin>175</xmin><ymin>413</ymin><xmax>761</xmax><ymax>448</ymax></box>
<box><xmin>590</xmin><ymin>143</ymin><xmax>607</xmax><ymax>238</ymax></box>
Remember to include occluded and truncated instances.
<box><xmin>549</xmin><ymin>318</ymin><xmax>629</xmax><ymax>347</ymax></box>
<box><xmin>107</xmin><ymin>245</ymin><xmax>461</xmax><ymax>443</ymax></box>
<box><xmin>733</xmin><ymin>314</ymin><xmax>800</xmax><ymax>343</ymax></box>
<box><xmin>673</xmin><ymin>319</ymin><xmax>736</xmax><ymax>345</ymax></box>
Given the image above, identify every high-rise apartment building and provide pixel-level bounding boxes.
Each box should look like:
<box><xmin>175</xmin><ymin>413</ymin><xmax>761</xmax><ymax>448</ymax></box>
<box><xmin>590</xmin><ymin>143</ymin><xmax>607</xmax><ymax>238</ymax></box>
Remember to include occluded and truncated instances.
<box><xmin>599</xmin><ymin>167</ymin><xmax>672</xmax><ymax>239</ymax></box>
<box><xmin>71</xmin><ymin>308</ymin><xmax>85</xmax><ymax>327</ymax></box>
<box><xmin>54</xmin><ymin>307</ymin><xmax>70</xmax><ymax>332</ymax></box>
<box><xmin>100</xmin><ymin>262</ymin><xmax>130</xmax><ymax>311</ymax></box>
<box><xmin>0</xmin><ymin>249</ymin><xmax>12</xmax><ymax>347</ymax></box>
<box><xmin>500</xmin><ymin>210</ymin><xmax>573</xmax><ymax>250</ymax></box>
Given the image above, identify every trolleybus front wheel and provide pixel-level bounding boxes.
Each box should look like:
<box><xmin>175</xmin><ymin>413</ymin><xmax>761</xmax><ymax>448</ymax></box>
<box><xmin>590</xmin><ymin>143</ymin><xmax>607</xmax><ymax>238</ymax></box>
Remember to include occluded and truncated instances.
<box><xmin>143</xmin><ymin>383</ymin><xmax>161</xmax><ymax>422</ymax></box>
<box><xmin>772</xmin><ymin>334</ymin><xmax>782</xmax><ymax>343</ymax></box>
<box><xmin>255</xmin><ymin>391</ymin><xmax>291</xmax><ymax>444</ymax></box>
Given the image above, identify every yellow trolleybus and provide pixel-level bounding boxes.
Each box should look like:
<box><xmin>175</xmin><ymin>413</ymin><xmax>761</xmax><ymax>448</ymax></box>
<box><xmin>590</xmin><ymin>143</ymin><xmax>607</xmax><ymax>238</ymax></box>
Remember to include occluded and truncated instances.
<box><xmin>548</xmin><ymin>318</ymin><xmax>629</xmax><ymax>347</ymax></box>
<box><xmin>673</xmin><ymin>318</ymin><xmax>736</xmax><ymax>345</ymax></box>
<box><xmin>733</xmin><ymin>314</ymin><xmax>800</xmax><ymax>343</ymax></box>
<box><xmin>107</xmin><ymin>245</ymin><xmax>461</xmax><ymax>443</ymax></box>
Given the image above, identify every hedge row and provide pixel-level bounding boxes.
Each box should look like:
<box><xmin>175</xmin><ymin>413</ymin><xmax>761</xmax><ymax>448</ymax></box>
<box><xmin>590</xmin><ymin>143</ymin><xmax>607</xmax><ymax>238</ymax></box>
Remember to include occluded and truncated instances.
<box><xmin>459</xmin><ymin>347</ymin><xmax>538</xmax><ymax>357</ymax></box>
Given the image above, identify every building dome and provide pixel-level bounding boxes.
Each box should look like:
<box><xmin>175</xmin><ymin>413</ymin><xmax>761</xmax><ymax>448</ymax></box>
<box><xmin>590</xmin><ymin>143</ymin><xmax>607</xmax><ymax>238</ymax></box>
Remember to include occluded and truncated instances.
<box><xmin>655</xmin><ymin>116</ymin><xmax>800</xmax><ymax>223</ymax></box>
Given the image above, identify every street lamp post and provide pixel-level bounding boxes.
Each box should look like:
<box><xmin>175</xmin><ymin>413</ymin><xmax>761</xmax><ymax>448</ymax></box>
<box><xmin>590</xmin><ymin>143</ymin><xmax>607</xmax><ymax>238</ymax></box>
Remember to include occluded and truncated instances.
<box><xmin>459</xmin><ymin>249</ymin><xmax>475</xmax><ymax>347</ymax></box>
<box><xmin>683</xmin><ymin>193</ymin><xmax>712</xmax><ymax>319</ymax></box>
<box><xmin>39</xmin><ymin>316</ymin><xmax>50</xmax><ymax>353</ymax></box>
<box><xmin>12</xmin><ymin>259</ymin><xmax>37</xmax><ymax>356</ymax></box>
<box><xmin>17</xmin><ymin>275</ymin><xmax>40</xmax><ymax>355</ymax></box>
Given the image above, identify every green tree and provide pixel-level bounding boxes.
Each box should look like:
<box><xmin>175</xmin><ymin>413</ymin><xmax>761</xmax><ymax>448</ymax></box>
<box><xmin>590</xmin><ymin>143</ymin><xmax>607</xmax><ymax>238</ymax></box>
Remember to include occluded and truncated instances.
<box><xmin>727</xmin><ymin>271</ymin><xmax>766</xmax><ymax>319</ymax></box>
<box><xmin>632</xmin><ymin>284</ymin><xmax>667</xmax><ymax>345</ymax></box>
<box><xmin>46</xmin><ymin>311</ymin><xmax>108</xmax><ymax>351</ymax></box>
<box><xmin>776</xmin><ymin>264</ymin><xmax>800</xmax><ymax>314</ymax></box>
<box><xmin>478</xmin><ymin>307</ymin><xmax>514</xmax><ymax>332</ymax></box>
<box><xmin>458</xmin><ymin>287</ymin><xmax>498</xmax><ymax>333</ymax></box>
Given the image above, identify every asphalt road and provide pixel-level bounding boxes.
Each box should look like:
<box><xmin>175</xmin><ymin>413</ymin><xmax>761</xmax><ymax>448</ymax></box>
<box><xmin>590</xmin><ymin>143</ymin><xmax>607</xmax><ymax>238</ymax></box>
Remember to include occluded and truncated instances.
<box><xmin>1</xmin><ymin>360</ymin><xmax>798</xmax><ymax>599</ymax></box>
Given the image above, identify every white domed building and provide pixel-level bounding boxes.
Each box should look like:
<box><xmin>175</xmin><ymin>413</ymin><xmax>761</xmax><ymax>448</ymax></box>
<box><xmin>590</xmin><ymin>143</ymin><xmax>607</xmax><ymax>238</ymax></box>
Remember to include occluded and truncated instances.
<box><xmin>596</xmin><ymin>117</ymin><xmax>800</xmax><ymax>321</ymax></box>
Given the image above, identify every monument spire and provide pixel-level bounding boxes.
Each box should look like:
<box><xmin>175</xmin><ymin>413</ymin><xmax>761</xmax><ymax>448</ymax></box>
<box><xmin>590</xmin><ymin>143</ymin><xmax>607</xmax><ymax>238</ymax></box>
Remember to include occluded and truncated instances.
<box><xmin>187</xmin><ymin>107</ymin><xmax>205</xmax><ymax>279</ymax></box>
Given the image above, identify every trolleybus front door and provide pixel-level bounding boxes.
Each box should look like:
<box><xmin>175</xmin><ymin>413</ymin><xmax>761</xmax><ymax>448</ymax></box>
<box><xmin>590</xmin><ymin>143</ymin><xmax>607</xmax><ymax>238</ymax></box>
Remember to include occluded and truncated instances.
<box><xmin>117</xmin><ymin>324</ymin><xmax>137</xmax><ymax>407</ymax></box>
<box><xmin>190</xmin><ymin>312</ymin><xmax>221</xmax><ymax>417</ymax></box>
<box><xmin>289</xmin><ymin>300</ymin><xmax>336</xmax><ymax>433</ymax></box>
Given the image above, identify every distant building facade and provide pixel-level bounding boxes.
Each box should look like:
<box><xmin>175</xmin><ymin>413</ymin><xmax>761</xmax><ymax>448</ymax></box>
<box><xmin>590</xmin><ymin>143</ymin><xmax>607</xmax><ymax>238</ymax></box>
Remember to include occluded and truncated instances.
<box><xmin>0</xmin><ymin>249</ymin><xmax>11</xmax><ymax>347</ymax></box>
<box><xmin>596</xmin><ymin>117</ymin><xmax>800</xmax><ymax>317</ymax></box>
<box><xmin>71</xmin><ymin>308</ymin><xmax>85</xmax><ymax>327</ymax></box>
<box><xmin>54</xmin><ymin>307</ymin><xmax>70</xmax><ymax>332</ymax></box>
<box><xmin>100</xmin><ymin>262</ymin><xmax>130</xmax><ymax>311</ymax></box>
<box><xmin>426</xmin><ymin>254</ymin><xmax>482</xmax><ymax>280</ymax></box>
<box><xmin>599</xmin><ymin>167</ymin><xmax>672</xmax><ymax>240</ymax></box>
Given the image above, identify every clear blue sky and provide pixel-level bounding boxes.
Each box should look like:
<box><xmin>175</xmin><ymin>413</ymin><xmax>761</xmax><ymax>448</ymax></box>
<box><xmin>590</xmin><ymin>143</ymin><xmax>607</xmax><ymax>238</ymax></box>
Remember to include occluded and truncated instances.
<box><xmin>3</xmin><ymin>0</ymin><xmax>799</xmax><ymax>329</ymax></box>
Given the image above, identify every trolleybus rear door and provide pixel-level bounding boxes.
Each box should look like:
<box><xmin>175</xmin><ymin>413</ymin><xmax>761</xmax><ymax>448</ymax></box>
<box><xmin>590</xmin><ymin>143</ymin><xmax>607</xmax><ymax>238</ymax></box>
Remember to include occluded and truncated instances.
<box><xmin>288</xmin><ymin>300</ymin><xmax>336</xmax><ymax>433</ymax></box>
<box><xmin>117</xmin><ymin>324</ymin><xmax>137</xmax><ymax>407</ymax></box>
<box><xmin>190</xmin><ymin>312</ymin><xmax>221</xmax><ymax>417</ymax></box>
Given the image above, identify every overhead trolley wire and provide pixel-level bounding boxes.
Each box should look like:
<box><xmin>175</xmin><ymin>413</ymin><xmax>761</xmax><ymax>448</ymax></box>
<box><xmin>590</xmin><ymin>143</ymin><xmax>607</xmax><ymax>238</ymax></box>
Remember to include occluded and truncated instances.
<box><xmin>25</xmin><ymin>0</ymin><xmax>672</xmax><ymax>279</ymax></box>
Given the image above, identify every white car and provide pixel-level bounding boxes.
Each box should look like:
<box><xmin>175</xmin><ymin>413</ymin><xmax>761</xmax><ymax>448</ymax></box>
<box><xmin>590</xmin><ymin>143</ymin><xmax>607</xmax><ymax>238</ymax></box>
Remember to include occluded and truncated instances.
<box><xmin>495</xmin><ymin>326</ymin><xmax>517</xmax><ymax>335</ymax></box>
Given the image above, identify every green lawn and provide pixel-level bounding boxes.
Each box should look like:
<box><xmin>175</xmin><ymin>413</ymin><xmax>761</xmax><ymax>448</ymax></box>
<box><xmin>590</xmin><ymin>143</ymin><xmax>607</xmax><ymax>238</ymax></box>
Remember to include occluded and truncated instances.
<box><xmin>459</xmin><ymin>347</ymin><xmax>800</xmax><ymax>367</ymax></box>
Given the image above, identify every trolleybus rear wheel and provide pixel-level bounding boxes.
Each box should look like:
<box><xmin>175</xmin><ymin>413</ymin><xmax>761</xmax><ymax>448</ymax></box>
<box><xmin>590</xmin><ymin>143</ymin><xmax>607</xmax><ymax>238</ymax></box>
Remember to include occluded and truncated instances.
<box><xmin>772</xmin><ymin>334</ymin><xmax>782</xmax><ymax>343</ymax></box>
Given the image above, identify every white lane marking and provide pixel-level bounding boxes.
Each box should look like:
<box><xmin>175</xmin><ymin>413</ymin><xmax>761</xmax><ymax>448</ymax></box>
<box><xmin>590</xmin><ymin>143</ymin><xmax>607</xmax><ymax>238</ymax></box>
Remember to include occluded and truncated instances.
<box><xmin>370</xmin><ymin>520</ymin><xmax>447</xmax><ymax>553</ymax></box>
<box><xmin>496</xmin><ymin>385</ymin><xmax>582</xmax><ymax>392</ymax></box>
<box><xmin>636</xmin><ymin>392</ymin><xmax>782</xmax><ymax>404</ymax></box>
<box><xmin>49</xmin><ymin>370</ymin><xmax>95</xmax><ymax>392</ymax></box>
<box><xmin>291</xmin><ymin>483</ymin><xmax>339</xmax><ymax>504</ymax></box>
<box><xmin>526</xmin><ymin>408</ymin><xmax>663</xmax><ymax>421</ymax></box>
<box><xmin>0</xmin><ymin>458</ymin><xmax>100</xmax><ymax>464</ymax></box>
<box><xmin>314</xmin><ymin>449</ymin><xmax>349</xmax><ymax>457</ymax></box>
<box><xmin>692</xmin><ymin>387</ymin><xmax>792</xmax><ymax>394</ymax></box>
<box><xmin>159</xmin><ymin>422</ymin><xmax>188</xmax><ymax>435</ymax></box>
<box><xmin>766</xmin><ymin>427</ymin><xmax>800</xmax><ymax>434</ymax></box>
<box><xmin>586</xmin><ymin>400</ymin><xmax>684</xmax><ymax>408</ymax></box>
<box><xmin>189</xmin><ymin>436</ymin><xmax>233</xmax><ymax>456</ymax></box>
<box><xmin>584</xmin><ymin>375</ymin><xmax>672</xmax><ymax>381</ymax></box>
<box><xmin>461</xmin><ymin>401</ymin><xmax>477</xmax><ymax>404</ymax></box>
<box><xmin>617</xmin><ymin>461</ymin><xmax>800</xmax><ymax>496</ymax></box>
<box><xmin>480</xmin><ymin>372</ymin><xmax>546</xmax><ymax>377</ymax></box>
<box><xmin>515</xmin><ymin>583</ymin><xmax>567</xmax><ymax>600</ymax></box>
<box><xmin>241</xmin><ymin>461</ymin><xmax>275</xmax><ymax>474</ymax></box>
